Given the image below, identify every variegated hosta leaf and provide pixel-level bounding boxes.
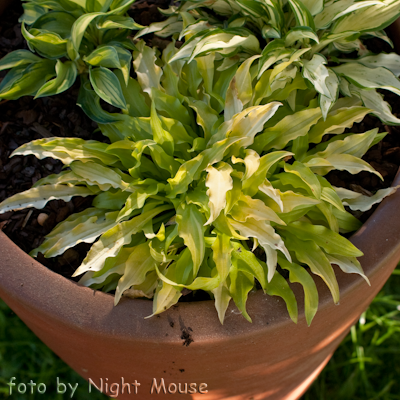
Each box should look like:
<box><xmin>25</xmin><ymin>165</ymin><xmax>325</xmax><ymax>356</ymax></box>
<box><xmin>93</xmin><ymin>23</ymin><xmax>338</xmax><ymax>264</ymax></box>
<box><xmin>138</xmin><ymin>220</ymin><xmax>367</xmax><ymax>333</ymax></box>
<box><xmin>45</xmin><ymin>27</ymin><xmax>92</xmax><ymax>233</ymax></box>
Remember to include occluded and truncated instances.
<box><xmin>283</xmin><ymin>221</ymin><xmax>363</xmax><ymax>257</ymax></box>
<box><xmin>32</xmin><ymin>208</ymin><xmax>119</xmax><ymax>258</ymax></box>
<box><xmin>279</xmin><ymin>257</ymin><xmax>318</xmax><ymax>326</ymax></box>
<box><xmin>211</xmin><ymin>281</ymin><xmax>231</xmax><ymax>324</ymax></box>
<box><xmin>308</xmin><ymin>106</ymin><xmax>371</xmax><ymax>143</ymax></box>
<box><xmin>332</xmin><ymin>0</ymin><xmax>400</xmax><ymax>35</ymax></box>
<box><xmin>0</xmin><ymin>184</ymin><xmax>98</xmax><ymax>214</ymax></box>
<box><xmin>230</xmin><ymin>218</ymin><xmax>291</xmax><ymax>281</ymax></box>
<box><xmin>205</xmin><ymin>163</ymin><xmax>233</xmax><ymax>225</ymax></box>
<box><xmin>305</xmin><ymin>154</ymin><xmax>383</xmax><ymax>179</ymax></box>
<box><xmin>302</xmin><ymin>54</ymin><xmax>331</xmax><ymax>98</ymax></box>
<box><xmin>229</xmin><ymin>193</ymin><xmax>285</xmax><ymax>225</ymax></box>
<box><xmin>332</xmin><ymin>63</ymin><xmax>400</xmax><ymax>97</ymax></box>
<box><xmin>327</xmin><ymin>254</ymin><xmax>370</xmax><ymax>285</ymax></box>
<box><xmin>338</xmin><ymin>53</ymin><xmax>400</xmax><ymax>77</ymax></box>
<box><xmin>73</xmin><ymin>204</ymin><xmax>172</xmax><ymax>276</ymax></box>
<box><xmin>334</xmin><ymin>186</ymin><xmax>400</xmax><ymax>211</ymax></box>
<box><xmin>133</xmin><ymin>40</ymin><xmax>163</xmax><ymax>95</ymax></box>
<box><xmin>114</xmin><ymin>242</ymin><xmax>156</xmax><ymax>304</ymax></box>
<box><xmin>349</xmin><ymin>85</ymin><xmax>400</xmax><ymax>125</ymax></box>
<box><xmin>11</xmin><ymin>137</ymin><xmax>120</xmax><ymax>165</ymax></box>
<box><xmin>176</xmin><ymin>203</ymin><xmax>206</xmax><ymax>273</ymax></box>
<box><xmin>284</xmin><ymin>231</ymin><xmax>340</xmax><ymax>304</ymax></box>
<box><xmin>304</xmin><ymin>128</ymin><xmax>379</xmax><ymax>161</ymax></box>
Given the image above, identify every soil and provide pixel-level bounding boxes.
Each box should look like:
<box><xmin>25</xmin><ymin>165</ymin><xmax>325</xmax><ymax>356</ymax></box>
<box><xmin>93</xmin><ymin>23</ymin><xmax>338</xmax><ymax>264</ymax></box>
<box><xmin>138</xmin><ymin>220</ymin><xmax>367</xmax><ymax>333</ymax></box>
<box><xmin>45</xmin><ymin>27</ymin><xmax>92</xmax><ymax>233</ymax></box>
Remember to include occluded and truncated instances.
<box><xmin>0</xmin><ymin>2</ymin><xmax>400</xmax><ymax>291</ymax></box>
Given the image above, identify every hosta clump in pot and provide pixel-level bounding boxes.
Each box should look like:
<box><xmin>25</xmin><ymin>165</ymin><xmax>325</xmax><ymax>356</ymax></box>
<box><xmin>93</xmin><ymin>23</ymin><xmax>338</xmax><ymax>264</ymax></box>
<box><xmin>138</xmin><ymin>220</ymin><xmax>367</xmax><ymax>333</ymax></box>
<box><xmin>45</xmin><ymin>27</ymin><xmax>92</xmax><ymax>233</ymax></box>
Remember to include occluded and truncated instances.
<box><xmin>1</xmin><ymin>0</ymin><xmax>400</xmax><ymax>325</ymax></box>
<box><xmin>0</xmin><ymin>0</ymin><xmax>142</xmax><ymax>110</ymax></box>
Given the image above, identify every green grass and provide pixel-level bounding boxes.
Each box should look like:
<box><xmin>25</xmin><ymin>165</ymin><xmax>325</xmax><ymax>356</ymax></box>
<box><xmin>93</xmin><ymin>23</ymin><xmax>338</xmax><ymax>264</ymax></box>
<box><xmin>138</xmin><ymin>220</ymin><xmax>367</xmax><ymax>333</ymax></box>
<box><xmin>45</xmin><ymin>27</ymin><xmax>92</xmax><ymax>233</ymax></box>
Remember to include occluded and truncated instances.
<box><xmin>0</xmin><ymin>265</ymin><xmax>399</xmax><ymax>399</ymax></box>
<box><xmin>303</xmin><ymin>264</ymin><xmax>400</xmax><ymax>400</ymax></box>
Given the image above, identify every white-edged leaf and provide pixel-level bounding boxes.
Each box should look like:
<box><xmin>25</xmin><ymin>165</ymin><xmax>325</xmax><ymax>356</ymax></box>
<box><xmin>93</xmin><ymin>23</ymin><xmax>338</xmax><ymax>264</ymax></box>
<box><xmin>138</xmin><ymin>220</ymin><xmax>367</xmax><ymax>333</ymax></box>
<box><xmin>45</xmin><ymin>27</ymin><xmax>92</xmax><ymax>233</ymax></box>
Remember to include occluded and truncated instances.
<box><xmin>35</xmin><ymin>60</ymin><xmax>77</xmax><ymax>98</ymax></box>
<box><xmin>89</xmin><ymin>66</ymin><xmax>127</xmax><ymax>109</ymax></box>
<box><xmin>73</xmin><ymin>204</ymin><xmax>172</xmax><ymax>276</ymax></box>
<box><xmin>0</xmin><ymin>184</ymin><xmax>97</xmax><ymax>214</ymax></box>
<box><xmin>333</xmin><ymin>185</ymin><xmax>400</xmax><ymax>211</ymax></box>
<box><xmin>32</xmin><ymin>209</ymin><xmax>119</xmax><ymax>258</ymax></box>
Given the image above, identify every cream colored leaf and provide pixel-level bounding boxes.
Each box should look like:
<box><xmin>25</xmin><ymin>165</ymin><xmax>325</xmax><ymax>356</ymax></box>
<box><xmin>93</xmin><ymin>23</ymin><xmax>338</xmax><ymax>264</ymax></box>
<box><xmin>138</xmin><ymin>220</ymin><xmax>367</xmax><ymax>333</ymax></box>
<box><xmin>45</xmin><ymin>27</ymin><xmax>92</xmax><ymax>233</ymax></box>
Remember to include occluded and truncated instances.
<box><xmin>205</xmin><ymin>163</ymin><xmax>233</xmax><ymax>225</ymax></box>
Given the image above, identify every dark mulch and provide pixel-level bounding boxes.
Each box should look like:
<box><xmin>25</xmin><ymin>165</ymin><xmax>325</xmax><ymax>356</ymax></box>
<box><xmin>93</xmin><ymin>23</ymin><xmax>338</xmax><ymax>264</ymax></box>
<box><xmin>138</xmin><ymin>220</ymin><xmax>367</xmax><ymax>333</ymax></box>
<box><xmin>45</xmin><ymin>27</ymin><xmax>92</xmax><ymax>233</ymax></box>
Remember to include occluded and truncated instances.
<box><xmin>0</xmin><ymin>2</ymin><xmax>400</xmax><ymax>283</ymax></box>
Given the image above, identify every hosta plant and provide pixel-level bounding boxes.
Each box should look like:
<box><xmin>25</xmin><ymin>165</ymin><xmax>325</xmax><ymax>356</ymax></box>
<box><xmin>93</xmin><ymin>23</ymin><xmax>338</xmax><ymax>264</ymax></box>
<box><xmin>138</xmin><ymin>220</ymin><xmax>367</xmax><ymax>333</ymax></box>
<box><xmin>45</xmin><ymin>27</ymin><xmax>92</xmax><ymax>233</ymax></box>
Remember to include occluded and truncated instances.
<box><xmin>2</xmin><ymin>28</ymin><xmax>400</xmax><ymax>323</ymax></box>
<box><xmin>141</xmin><ymin>0</ymin><xmax>400</xmax><ymax>123</ymax></box>
<box><xmin>1</xmin><ymin>0</ymin><xmax>400</xmax><ymax>325</ymax></box>
<box><xmin>0</xmin><ymin>0</ymin><xmax>142</xmax><ymax>111</ymax></box>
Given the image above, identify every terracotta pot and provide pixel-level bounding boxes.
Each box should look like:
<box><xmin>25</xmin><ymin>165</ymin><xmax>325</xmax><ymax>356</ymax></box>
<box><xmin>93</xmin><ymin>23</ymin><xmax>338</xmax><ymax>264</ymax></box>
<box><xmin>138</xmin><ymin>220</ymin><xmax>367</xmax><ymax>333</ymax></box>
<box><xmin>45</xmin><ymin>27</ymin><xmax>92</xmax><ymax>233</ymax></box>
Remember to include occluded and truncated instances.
<box><xmin>1</xmin><ymin>4</ymin><xmax>400</xmax><ymax>398</ymax></box>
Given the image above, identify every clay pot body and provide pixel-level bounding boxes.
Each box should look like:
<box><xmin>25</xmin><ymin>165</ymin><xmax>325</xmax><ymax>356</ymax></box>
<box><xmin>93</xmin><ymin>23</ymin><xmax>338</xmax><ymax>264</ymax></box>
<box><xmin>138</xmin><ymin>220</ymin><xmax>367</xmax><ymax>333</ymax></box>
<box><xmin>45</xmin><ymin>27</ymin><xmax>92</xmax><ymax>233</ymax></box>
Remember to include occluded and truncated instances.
<box><xmin>1</xmin><ymin>3</ymin><xmax>400</xmax><ymax>399</ymax></box>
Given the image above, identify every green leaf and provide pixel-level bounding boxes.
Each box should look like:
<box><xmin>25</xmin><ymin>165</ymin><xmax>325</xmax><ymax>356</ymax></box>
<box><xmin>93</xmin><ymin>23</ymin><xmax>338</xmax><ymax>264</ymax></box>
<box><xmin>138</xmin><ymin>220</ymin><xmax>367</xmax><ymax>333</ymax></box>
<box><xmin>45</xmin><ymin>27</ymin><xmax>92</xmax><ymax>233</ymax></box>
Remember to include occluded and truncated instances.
<box><xmin>35</xmin><ymin>60</ymin><xmax>77</xmax><ymax>98</ymax></box>
<box><xmin>332</xmin><ymin>0</ymin><xmax>400</xmax><ymax>34</ymax></box>
<box><xmin>315</xmin><ymin>0</ymin><xmax>382</xmax><ymax>29</ymax></box>
<box><xmin>230</xmin><ymin>218</ymin><xmax>291</xmax><ymax>279</ymax></box>
<box><xmin>229</xmin><ymin>262</ymin><xmax>254</xmax><ymax>322</ymax></box>
<box><xmin>229</xmin><ymin>194</ymin><xmax>285</xmax><ymax>225</ymax></box>
<box><xmin>284</xmin><ymin>161</ymin><xmax>322</xmax><ymax>199</ymax></box>
<box><xmin>97</xmin><ymin>14</ymin><xmax>143</xmax><ymax>30</ymax></box>
<box><xmin>327</xmin><ymin>254</ymin><xmax>370</xmax><ymax>285</ymax></box>
<box><xmin>349</xmin><ymin>86</ymin><xmax>400</xmax><ymax>125</ymax></box>
<box><xmin>12</xmin><ymin>137</ymin><xmax>120</xmax><ymax>165</ymax></box>
<box><xmin>332</xmin><ymin>63</ymin><xmax>400</xmax><ymax>96</ymax></box>
<box><xmin>32</xmin><ymin>208</ymin><xmax>118</xmax><ymax>258</ymax></box>
<box><xmin>114</xmin><ymin>242</ymin><xmax>156</xmax><ymax>304</ymax></box>
<box><xmin>284</xmin><ymin>231</ymin><xmax>340</xmax><ymax>304</ymax></box>
<box><xmin>231</xmin><ymin>241</ymin><xmax>267</xmax><ymax>288</ymax></box>
<box><xmin>0</xmin><ymin>50</ymin><xmax>42</xmax><ymax>72</ymax></box>
<box><xmin>150</xmin><ymin>102</ymin><xmax>174</xmax><ymax>156</ymax></box>
<box><xmin>70</xmin><ymin>160</ymin><xmax>129</xmax><ymax>190</ymax></box>
<box><xmin>73</xmin><ymin>204</ymin><xmax>172</xmax><ymax>275</ymax></box>
<box><xmin>0</xmin><ymin>60</ymin><xmax>56</xmax><ymax>100</ymax></box>
<box><xmin>234</xmin><ymin>54</ymin><xmax>260</xmax><ymax>106</ymax></box>
<box><xmin>176</xmin><ymin>203</ymin><xmax>206</xmax><ymax>274</ymax></box>
<box><xmin>288</xmin><ymin>0</ymin><xmax>316</xmax><ymax>30</ymax></box>
<box><xmin>22</xmin><ymin>23</ymin><xmax>68</xmax><ymax>59</ymax></box>
<box><xmin>334</xmin><ymin>185</ymin><xmax>400</xmax><ymax>211</ymax></box>
<box><xmin>242</xmin><ymin>150</ymin><xmax>293</xmax><ymax>196</ymax></box>
<box><xmin>302</xmin><ymin>54</ymin><xmax>331</xmax><ymax>98</ymax></box>
<box><xmin>265</xmin><ymin>269</ymin><xmax>298</xmax><ymax>323</ymax></box>
<box><xmin>211</xmin><ymin>282</ymin><xmax>232</xmax><ymax>324</ymax></box>
<box><xmin>211</xmin><ymin>232</ymin><xmax>232</xmax><ymax>282</ymax></box>
<box><xmin>308</xmin><ymin>106</ymin><xmax>371</xmax><ymax>144</ymax></box>
<box><xmin>71</xmin><ymin>12</ymin><xmax>103</xmax><ymax>53</ymax></box>
<box><xmin>114</xmin><ymin>72</ymin><xmax>150</xmax><ymax>117</ymax></box>
<box><xmin>284</xmin><ymin>221</ymin><xmax>363</xmax><ymax>257</ymax></box>
<box><xmin>0</xmin><ymin>184</ymin><xmax>97</xmax><ymax>214</ymax></box>
<box><xmin>19</xmin><ymin>2</ymin><xmax>47</xmax><ymax>24</ymax></box>
<box><xmin>77</xmin><ymin>78</ymin><xmax>123</xmax><ymax>123</ymax></box>
<box><xmin>31</xmin><ymin>11</ymin><xmax>76</xmax><ymax>38</ymax></box>
<box><xmin>89</xmin><ymin>66</ymin><xmax>127</xmax><ymax>109</ymax></box>
<box><xmin>84</xmin><ymin>45</ymin><xmax>121</xmax><ymax>68</ymax></box>
<box><xmin>279</xmin><ymin>257</ymin><xmax>318</xmax><ymax>326</ymax></box>
<box><xmin>285</xmin><ymin>26</ymin><xmax>319</xmax><ymax>46</ymax></box>
<box><xmin>253</xmin><ymin>107</ymin><xmax>322</xmax><ymax>152</ymax></box>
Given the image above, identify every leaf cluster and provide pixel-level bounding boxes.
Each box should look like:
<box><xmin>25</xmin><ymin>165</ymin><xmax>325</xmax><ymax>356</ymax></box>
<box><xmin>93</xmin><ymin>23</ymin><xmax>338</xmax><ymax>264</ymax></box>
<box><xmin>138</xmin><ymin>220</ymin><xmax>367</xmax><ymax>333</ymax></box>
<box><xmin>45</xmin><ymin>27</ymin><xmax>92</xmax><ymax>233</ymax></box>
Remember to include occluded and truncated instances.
<box><xmin>0</xmin><ymin>0</ymin><xmax>142</xmax><ymax>109</ymax></box>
